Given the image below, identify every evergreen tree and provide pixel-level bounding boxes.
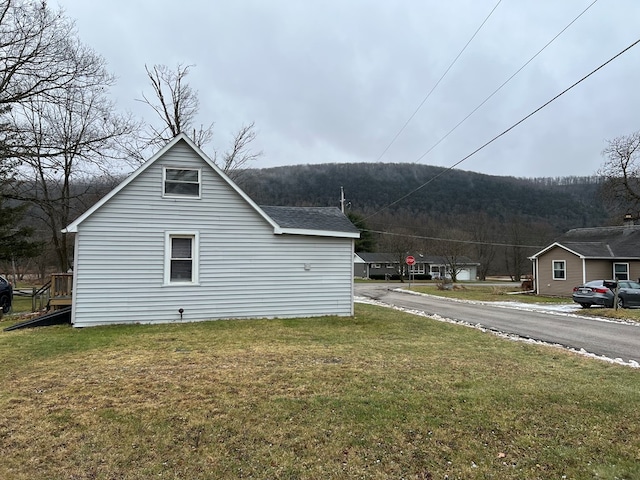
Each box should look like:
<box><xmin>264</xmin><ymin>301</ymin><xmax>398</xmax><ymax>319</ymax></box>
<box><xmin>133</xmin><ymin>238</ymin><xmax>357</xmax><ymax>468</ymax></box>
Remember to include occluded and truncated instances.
<box><xmin>0</xmin><ymin>197</ymin><xmax>40</xmax><ymax>263</ymax></box>
<box><xmin>347</xmin><ymin>212</ymin><xmax>376</xmax><ymax>252</ymax></box>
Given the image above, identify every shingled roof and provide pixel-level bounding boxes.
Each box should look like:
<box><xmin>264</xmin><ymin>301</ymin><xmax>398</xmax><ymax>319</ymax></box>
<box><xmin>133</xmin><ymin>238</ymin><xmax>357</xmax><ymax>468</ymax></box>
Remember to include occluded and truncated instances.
<box><xmin>356</xmin><ymin>252</ymin><xmax>479</xmax><ymax>265</ymax></box>
<box><xmin>554</xmin><ymin>225</ymin><xmax>640</xmax><ymax>258</ymax></box>
<box><xmin>260</xmin><ymin>206</ymin><xmax>360</xmax><ymax>235</ymax></box>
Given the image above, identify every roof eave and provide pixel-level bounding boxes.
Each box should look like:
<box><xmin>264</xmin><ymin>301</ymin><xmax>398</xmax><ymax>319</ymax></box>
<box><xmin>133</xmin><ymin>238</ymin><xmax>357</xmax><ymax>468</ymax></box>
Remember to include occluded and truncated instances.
<box><xmin>276</xmin><ymin>227</ymin><xmax>360</xmax><ymax>238</ymax></box>
<box><xmin>529</xmin><ymin>242</ymin><xmax>586</xmax><ymax>259</ymax></box>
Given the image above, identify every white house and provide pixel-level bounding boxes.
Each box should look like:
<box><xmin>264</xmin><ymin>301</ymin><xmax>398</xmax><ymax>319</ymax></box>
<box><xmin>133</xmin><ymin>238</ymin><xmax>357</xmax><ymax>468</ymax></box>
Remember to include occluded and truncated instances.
<box><xmin>63</xmin><ymin>134</ymin><xmax>360</xmax><ymax>327</ymax></box>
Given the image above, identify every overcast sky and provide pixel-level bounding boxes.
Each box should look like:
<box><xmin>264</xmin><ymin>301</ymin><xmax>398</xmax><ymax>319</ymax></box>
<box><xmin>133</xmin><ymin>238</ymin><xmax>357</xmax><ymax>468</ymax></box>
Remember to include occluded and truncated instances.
<box><xmin>56</xmin><ymin>0</ymin><xmax>640</xmax><ymax>178</ymax></box>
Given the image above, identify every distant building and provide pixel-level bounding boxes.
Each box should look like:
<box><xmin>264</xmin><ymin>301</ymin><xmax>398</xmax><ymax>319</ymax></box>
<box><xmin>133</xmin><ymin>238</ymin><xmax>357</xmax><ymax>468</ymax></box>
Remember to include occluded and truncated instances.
<box><xmin>355</xmin><ymin>252</ymin><xmax>479</xmax><ymax>281</ymax></box>
<box><xmin>530</xmin><ymin>219</ymin><xmax>640</xmax><ymax>296</ymax></box>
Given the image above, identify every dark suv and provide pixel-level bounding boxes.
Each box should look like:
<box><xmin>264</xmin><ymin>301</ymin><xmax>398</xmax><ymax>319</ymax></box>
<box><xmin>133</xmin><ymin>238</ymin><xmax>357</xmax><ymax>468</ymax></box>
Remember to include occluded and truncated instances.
<box><xmin>0</xmin><ymin>275</ymin><xmax>13</xmax><ymax>314</ymax></box>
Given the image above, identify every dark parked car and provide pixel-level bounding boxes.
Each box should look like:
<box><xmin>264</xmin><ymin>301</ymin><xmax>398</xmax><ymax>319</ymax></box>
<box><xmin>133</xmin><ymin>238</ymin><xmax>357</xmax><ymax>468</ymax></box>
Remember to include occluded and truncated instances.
<box><xmin>0</xmin><ymin>275</ymin><xmax>12</xmax><ymax>314</ymax></box>
<box><xmin>572</xmin><ymin>279</ymin><xmax>640</xmax><ymax>308</ymax></box>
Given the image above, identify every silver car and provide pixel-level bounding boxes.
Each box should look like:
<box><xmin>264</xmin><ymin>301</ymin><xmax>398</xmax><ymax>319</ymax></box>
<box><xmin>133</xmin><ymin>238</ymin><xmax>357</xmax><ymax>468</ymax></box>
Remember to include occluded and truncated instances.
<box><xmin>572</xmin><ymin>279</ymin><xmax>640</xmax><ymax>308</ymax></box>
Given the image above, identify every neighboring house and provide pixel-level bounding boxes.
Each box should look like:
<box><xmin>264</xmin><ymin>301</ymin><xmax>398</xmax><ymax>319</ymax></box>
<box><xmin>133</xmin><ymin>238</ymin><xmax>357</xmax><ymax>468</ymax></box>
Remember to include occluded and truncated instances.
<box><xmin>63</xmin><ymin>133</ymin><xmax>360</xmax><ymax>327</ymax></box>
<box><xmin>530</xmin><ymin>221</ymin><xmax>640</xmax><ymax>297</ymax></box>
<box><xmin>355</xmin><ymin>252</ymin><xmax>479</xmax><ymax>281</ymax></box>
<box><xmin>354</xmin><ymin>253</ymin><xmax>367</xmax><ymax>278</ymax></box>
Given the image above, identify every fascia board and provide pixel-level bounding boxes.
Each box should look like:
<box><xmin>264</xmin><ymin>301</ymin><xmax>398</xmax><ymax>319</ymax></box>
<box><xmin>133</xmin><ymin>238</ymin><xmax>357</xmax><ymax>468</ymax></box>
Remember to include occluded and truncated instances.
<box><xmin>528</xmin><ymin>242</ymin><xmax>585</xmax><ymax>260</ymax></box>
<box><xmin>277</xmin><ymin>228</ymin><xmax>360</xmax><ymax>238</ymax></box>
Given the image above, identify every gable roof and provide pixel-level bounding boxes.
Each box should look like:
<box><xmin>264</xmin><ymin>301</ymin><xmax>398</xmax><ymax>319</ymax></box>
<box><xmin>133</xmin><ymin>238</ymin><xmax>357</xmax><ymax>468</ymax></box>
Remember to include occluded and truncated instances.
<box><xmin>531</xmin><ymin>225</ymin><xmax>640</xmax><ymax>259</ymax></box>
<box><xmin>63</xmin><ymin>133</ymin><xmax>359</xmax><ymax>239</ymax></box>
<box><xmin>356</xmin><ymin>252</ymin><xmax>479</xmax><ymax>265</ymax></box>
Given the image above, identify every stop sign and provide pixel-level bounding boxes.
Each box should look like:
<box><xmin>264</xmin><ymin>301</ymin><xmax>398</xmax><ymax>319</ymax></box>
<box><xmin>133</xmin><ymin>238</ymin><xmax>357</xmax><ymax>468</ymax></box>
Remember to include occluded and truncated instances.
<box><xmin>405</xmin><ymin>255</ymin><xmax>415</xmax><ymax>266</ymax></box>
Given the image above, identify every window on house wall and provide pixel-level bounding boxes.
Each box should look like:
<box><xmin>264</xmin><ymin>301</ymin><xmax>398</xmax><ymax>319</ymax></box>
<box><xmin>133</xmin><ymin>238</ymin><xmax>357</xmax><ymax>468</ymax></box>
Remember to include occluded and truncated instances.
<box><xmin>613</xmin><ymin>262</ymin><xmax>629</xmax><ymax>280</ymax></box>
<box><xmin>552</xmin><ymin>260</ymin><xmax>566</xmax><ymax>280</ymax></box>
<box><xmin>165</xmin><ymin>232</ymin><xmax>199</xmax><ymax>284</ymax></box>
<box><xmin>410</xmin><ymin>264</ymin><xmax>425</xmax><ymax>275</ymax></box>
<box><xmin>372</xmin><ymin>263</ymin><xmax>381</xmax><ymax>269</ymax></box>
<box><xmin>164</xmin><ymin>168</ymin><xmax>201</xmax><ymax>197</ymax></box>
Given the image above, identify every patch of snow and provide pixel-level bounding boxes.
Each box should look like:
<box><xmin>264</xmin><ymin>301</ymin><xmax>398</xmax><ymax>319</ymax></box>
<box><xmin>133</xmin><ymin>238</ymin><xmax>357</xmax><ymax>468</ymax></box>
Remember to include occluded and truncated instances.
<box><xmin>396</xmin><ymin>288</ymin><xmax>639</xmax><ymax>325</ymax></box>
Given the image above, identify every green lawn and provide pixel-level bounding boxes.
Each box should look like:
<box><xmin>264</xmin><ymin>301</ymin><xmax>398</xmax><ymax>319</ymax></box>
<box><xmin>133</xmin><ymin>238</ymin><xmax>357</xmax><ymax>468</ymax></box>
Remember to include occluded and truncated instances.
<box><xmin>0</xmin><ymin>304</ymin><xmax>638</xmax><ymax>479</ymax></box>
<box><xmin>410</xmin><ymin>283</ymin><xmax>569</xmax><ymax>303</ymax></box>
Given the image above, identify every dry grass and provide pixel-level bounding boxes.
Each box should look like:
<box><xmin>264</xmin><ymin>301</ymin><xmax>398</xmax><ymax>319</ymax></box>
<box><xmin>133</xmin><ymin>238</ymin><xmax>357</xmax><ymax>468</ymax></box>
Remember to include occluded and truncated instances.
<box><xmin>0</xmin><ymin>304</ymin><xmax>639</xmax><ymax>479</ymax></box>
<box><xmin>412</xmin><ymin>284</ymin><xmax>568</xmax><ymax>304</ymax></box>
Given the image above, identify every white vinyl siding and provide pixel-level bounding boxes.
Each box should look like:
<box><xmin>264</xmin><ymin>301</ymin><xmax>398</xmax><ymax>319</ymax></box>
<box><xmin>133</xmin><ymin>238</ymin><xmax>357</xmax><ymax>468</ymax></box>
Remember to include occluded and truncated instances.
<box><xmin>552</xmin><ymin>260</ymin><xmax>566</xmax><ymax>280</ymax></box>
<box><xmin>70</xmin><ymin>141</ymin><xmax>354</xmax><ymax>327</ymax></box>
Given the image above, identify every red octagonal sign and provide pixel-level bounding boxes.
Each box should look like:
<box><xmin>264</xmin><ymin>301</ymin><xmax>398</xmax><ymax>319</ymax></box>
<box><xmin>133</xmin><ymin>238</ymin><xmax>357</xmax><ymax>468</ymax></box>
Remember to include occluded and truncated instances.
<box><xmin>405</xmin><ymin>255</ymin><xmax>416</xmax><ymax>266</ymax></box>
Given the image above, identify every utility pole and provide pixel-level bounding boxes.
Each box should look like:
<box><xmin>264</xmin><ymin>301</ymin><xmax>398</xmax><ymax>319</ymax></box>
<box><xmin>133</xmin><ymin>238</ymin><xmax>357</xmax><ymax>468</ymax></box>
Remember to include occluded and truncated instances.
<box><xmin>340</xmin><ymin>186</ymin><xmax>346</xmax><ymax>213</ymax></box>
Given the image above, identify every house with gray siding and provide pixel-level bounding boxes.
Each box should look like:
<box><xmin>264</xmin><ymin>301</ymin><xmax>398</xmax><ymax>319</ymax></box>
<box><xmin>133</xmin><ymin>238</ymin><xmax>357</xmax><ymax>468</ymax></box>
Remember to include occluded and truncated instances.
<box><xmin>530</xmin><ymin>221</ymin><xmax>640</xmax><ymax>297</ymax></box>
<box><xmin>356</xmin><ymin>252</ymin><xmax>479</xmax><ymax>280</ymax></box>
<box><xmin>63</xmin><ymin>133</ymin><xmax>359</xmax><ymax>327</ymax></box>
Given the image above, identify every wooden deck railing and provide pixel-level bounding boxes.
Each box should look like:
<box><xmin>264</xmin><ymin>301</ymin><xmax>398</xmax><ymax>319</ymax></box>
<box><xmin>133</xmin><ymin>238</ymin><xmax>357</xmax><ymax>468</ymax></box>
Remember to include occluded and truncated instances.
<box><xmin>48</xmin><ymin>273</ymin><xmax>73</xmax><ymax>310</ymax></box>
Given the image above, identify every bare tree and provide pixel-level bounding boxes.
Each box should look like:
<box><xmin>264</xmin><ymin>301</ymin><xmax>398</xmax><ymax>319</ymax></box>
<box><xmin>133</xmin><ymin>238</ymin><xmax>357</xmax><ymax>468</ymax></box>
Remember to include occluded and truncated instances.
<box><xmin>465</xmin><ymin>212</ymin><xmax>497</xmax><ymax>280</ymax></box>
<box><xmin>216</xmin><ymin>121</ymin><xmax>263</xmax><ymax>181</ymax></box>
<box><xmin>139</xmin><ymin>64</ymin><xmax>213</xmax><ymax>150</ymax></box>
<box><xmin>8</xmin><ymin>55</ymin><xmax>136</xmax><ymax>271</ymax></box>
<box><xmin>430</xmin><ymin>228</ymin><xmax>471</xmax><ymax>282</ymax></box>
<box><xmin>377</xmin><ymin>228</ymin><xmax>422</xmax><ymax>281</ymax></box>
<box><xmin>138</xmin><ymin>63</ymin><xmax>262</xmax><ymax>178</ymax></box>
<box><xmin>598</xmin><ymin>130</ymin><xmax>640</xmax><ymax>218</ymax></box>
<box><xmin>0</xmin><ymin>1</ymin><xmax>110</xmax><ymax>170</ymax></box>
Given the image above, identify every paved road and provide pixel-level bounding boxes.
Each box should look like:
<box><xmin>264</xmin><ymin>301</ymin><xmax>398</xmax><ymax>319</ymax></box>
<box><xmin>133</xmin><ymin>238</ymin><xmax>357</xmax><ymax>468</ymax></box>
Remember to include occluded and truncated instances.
<box><xmin>355</xmin><ymin>283</ymin><xmax>640</xmax><ymax>365</ymax></box>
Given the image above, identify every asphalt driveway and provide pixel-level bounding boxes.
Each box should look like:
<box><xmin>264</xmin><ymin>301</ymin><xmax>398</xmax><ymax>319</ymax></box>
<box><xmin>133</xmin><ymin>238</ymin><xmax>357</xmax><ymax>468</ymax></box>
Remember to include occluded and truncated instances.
<box><xmin>355</xmin><ymin>283</ymin><xmax>640</xmax><ymax>366</ymax></box>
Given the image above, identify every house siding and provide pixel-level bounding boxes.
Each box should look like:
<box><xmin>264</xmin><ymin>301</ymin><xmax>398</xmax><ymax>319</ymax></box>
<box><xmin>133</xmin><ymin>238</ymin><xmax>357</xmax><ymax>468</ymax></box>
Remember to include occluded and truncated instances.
<box><xmin>536</xmin><ymin>246</ymin><xmax>582</xmax><ymax>296</ymax></box>
<box><xmin>71</xmin><ymin>141</ymin><xmax>354</xmax><ymax>327</ymax></box>
<box><xmin>586</xmin><ymin>259</ymin><xmax>640</xmax><ymax>282</ymax></box>
<box><xmin>630</xmin><ymin>264</ymin><xmax>640</xmax><ymax>282</ymax></box>
<box><xmin>584</xmin><ymin>260</ymin><xmax>613</xmax><ymax>282</ymax></box>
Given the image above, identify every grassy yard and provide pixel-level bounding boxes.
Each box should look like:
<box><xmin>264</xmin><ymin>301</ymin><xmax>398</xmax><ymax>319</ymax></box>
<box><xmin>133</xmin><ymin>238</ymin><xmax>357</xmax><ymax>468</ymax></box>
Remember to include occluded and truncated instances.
<box><xmin>409</xmin><ymin>283</ymin><xmax>568</xmax><ymax>304</ymax></box>
<box><xmin>0</xmin><ymin>304</ymin><xmax>638</xmax><ymax>479</ymax></box>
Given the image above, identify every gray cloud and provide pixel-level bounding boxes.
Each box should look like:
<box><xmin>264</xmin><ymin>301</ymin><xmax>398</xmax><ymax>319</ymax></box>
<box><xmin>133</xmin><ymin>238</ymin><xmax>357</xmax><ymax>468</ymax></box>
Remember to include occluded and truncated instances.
<box><xmin>59</xmin><ymin>0</ymin><xmax>640</xmax><ymax>178</ymax></box>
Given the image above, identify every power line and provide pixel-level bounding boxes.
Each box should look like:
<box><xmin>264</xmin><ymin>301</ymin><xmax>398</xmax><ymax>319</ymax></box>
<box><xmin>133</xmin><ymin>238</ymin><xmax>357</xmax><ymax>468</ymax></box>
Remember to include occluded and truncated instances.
<box><xmin>375</xmin><ymin>0</ymin><xmax>503</xmax><ymax>162</ymax></box>
<box><xmin>413</xmin><ymin>0</ymin><xmax>600</xmax><ymax>164</ymax></box>
<box><xmin>365</xmin><ymin>229</ymin><xmax>544</xmax><ymax>249</ymax></box>
<box><xmin>365</xmin><ymin>34</ymin><xmax>640</xmax><ymax>220</ymax></box>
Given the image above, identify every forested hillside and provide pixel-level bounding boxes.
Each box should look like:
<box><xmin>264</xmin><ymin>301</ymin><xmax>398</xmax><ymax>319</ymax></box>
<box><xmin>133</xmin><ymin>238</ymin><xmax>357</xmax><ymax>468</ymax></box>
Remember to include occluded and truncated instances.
<box><xmin>241</xmin><ymin>163</ymin><xmax>607</xmax><ymax>232</ymax></box>
<box><xmin>240</xmin><ymin>163</ymin><xmax>610</xmax><ymax>279</ymax></box>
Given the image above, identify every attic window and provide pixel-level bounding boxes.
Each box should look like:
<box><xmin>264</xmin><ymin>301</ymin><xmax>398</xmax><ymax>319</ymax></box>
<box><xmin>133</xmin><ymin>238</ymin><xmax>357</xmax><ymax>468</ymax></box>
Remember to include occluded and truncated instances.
<box><xmin>163</xmin><ymin>168</ymin><xmax>201</xmax><ymax>198</ymax></box>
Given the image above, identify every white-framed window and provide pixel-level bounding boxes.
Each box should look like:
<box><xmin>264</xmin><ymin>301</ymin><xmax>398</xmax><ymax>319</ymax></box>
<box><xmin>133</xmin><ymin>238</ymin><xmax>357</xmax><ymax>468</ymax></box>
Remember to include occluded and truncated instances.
<box><xmin>430</xmin><ymin>265</ymin><xmax>443</xmax><ymax>278</ymax></box>
<box><xmin>163</xmin><ymin>167</ymin><xmax>201</xmax><ymax>198</ymax></box>
<box><xmin>613</xmin><ymin>262</ymin><xmax>629</xmax><ymax>280</ymax></box>
<box><xmin>552</xmin><ymin>260</ymin><xmax>566</xmax><ymax>280</ymax></box>
<box><xmin>410</xmin><ymin>264</ymin><xmax>425</xmax><ymax>275</ymax></box>
<box><xmin>372</xmin><ymin>263</ymin><xmax>381</xmax><ymax>269</ymax></box>
<box><xmin>165</xmin><ymin>232</ymin><xmax>199</xmax><ymax>284</ymax></box>
<box><xmin>385</xmin><ymin>263</ymin><xmax>395</xmax><ymax>269</ymax></box>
